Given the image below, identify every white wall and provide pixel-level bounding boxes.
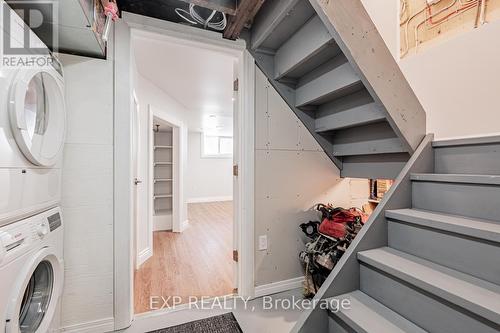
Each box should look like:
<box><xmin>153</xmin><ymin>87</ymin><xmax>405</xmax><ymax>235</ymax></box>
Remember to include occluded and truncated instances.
<box><xmin>362</xmin><ymin>0</ymin><xmax>500</xmax><ymax>140</ymax></box>
<box><xmin>186</xmin><ymin>132</ymin><xmax>233</xmax><ymax>203</ymax></box>
<box><xmin>254</xmin><ymin>68</ymin><xmax>369</xmax><ymax>286</ymax></box>
<box><xmin>60</xmin><ymin>54</ymin><xmax>114</xmax><ymax>331</ymax></box>
<box><xmin>136</xmin><ymin>74</ymin><xmax>191</xmax><ymax>126</ymax></box>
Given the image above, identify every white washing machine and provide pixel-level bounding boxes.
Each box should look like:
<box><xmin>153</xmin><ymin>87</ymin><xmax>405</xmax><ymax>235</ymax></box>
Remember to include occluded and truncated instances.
<box><xmin>0</xmin><ymin>207</ymin><xmax>64</xmax><ymax>333</ymax></box>
<box><xmin>0</xmin><ymin>53</ymin><xmax>66</xmax><ymax>226</ymax></box>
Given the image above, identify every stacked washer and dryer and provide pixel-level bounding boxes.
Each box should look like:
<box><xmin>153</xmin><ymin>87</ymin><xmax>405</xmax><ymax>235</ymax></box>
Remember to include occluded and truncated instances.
<box><xmin>0</xmin><ymin>8</ymin><xmax>66</xmax><ymax>333</ymax></box>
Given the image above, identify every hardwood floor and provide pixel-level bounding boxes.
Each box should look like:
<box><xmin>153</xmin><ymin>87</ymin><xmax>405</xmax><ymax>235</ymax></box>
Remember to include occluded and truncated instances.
<box><xmin>134</xmin><ymin>201</ymin><xmax>234</xmax><ymax>314</ymax></box>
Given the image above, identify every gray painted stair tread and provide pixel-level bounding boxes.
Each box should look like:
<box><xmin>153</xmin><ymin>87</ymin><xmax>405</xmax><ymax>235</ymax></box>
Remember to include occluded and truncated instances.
<box><xmin>386</xmin><ymin>209</ymin><xmax>500</xmax><ymax>243</ymax></box>
<box><xmin>333</xmin><ymin>138</ymin><xmax>405</xmax><ymax>156</ymax></box>
<box><xmin>328</xmin><ymin>290</ymin><xmax>428</xmax><ymax>333</ymax></box>
<box><xmin>315</xmin><ymin>102</ymin><xmax>386</xmax><ymax>132</ymax></box>
<box><xmin>274</xmin><ymin>15</ymin><xmax>336</xmax><ymax>80</ymax></box>
<box><xmin>432</xmin><ymin>135</ymin><xmax>500</xmax><ymax>147</ymax></box>
<box><xmin>295</xmin><ymin>61</ymin><xmax>360</xmax><ymax>107</ymax></box>
<box><xmin>358</xmin><ymin>247</ymin><xmax>500</xmax><ymax>325</ymax></box>
<box><xmin>251</xmin><ymin>0</ymin><xmax>314</xmax><ymax>50</ymax></box>
<box><xmin>411</xmin><ymin>173</ymin><xmax>500</xmax><ymax>185</ymax></box>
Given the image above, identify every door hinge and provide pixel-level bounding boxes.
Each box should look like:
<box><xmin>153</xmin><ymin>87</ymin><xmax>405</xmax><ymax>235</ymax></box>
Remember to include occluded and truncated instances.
<box><xmin>233</xmin><ymin>250</ymin><xmax>239</xmax><ymax>263</ymax></box>
<box><xmin>233</xmin><ymin>164</ymin><xmax>239</xmax><ymax>177</ymax></box>
<box><xmin>233</xmin><ymin>79</ymin><xmax>239</xmax><ymax>92</ymax></box>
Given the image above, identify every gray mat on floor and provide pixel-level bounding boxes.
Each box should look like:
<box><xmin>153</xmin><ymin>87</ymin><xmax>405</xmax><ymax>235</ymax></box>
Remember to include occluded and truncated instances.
<box><xmin>147</xmin><ymin>313</ymin><xmax>243</xmax><ymax>333</ymax></box>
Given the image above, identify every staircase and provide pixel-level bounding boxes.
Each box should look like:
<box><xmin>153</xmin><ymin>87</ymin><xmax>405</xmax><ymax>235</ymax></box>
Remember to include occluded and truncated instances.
<box><xmin>247</xmin><ymin>1</ymin><xmax>500</xmax><ymax>332</ymax></box>
<box><xmin>247</xmin><ymin>0</ymin><xmax>426</xmax><ymax>179</ymax></box>
<box><xmin>294</xmin><ymin>135</ymin><xmax>500</xmax><ymax>333</ymax></box>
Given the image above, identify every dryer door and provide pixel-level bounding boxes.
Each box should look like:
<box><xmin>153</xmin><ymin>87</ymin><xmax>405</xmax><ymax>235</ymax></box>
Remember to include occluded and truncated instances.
<box><xmin>9</xmin><ymin>69</ymin><xmax>65</xmax><ymax>167</ymax></box>
<box><xmin>6</xmin><ymin>248</ymin><xmax>63</xmax><ymax>333</ymax></box>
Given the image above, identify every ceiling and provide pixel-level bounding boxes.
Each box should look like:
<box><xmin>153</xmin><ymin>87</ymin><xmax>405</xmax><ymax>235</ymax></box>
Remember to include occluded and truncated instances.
<box><xmin>117</xmin><ymin>0</ymin><xmax>264</xmax><ymax>40</ymax></box>
<box><xmin>118</xmin><ymin>0</ymin><xmax>224</xmax><ymax>26</ymax></box>
<box><xmin>132</xmin><ymin>32</ymin><xmax>237</xmax><ymax>136</ymax></box>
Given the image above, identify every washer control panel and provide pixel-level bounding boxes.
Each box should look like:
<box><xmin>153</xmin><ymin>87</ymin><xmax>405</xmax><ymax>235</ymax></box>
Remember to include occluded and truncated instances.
<box><xmin>0</xmin><ymin>207</ymin><xmax>62</xmax><ymax>265</ymax></box>
<box><xmin>0</xmin><ymin>221</ymin><xmax>31</xmax><ymax>265</ymax></box>
<box><xmin>47</xmin><ymin>212</ymin><xmax>62</xmax><ymax>232</ymax></box>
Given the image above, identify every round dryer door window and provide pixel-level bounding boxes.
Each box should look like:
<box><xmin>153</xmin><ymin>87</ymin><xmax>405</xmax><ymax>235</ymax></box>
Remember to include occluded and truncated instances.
<box><xmin>9</xmin><ymin>69</ymin><xmax>66</xmax><ymax>166</ymax></box>
<box><xmin>19</xmin><ymin>260</ymin><xmax>54</xmax><ymax>333</ymax></box>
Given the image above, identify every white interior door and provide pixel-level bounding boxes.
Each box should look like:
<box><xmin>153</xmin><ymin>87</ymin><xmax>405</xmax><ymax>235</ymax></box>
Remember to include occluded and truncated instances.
<box><xmin>132</xmin><ymin>94</ymin><xmax>140</xmax><ymax>270</ymax></box>
<box><xmin>232</xmin><ymin>64</ymin><xmax>239</xmax><ymax>293</ymax></box>
<box><xmin>135</xmin><ymin>97</ymin><xmax>154</xmax><ymax>269</ymax></box>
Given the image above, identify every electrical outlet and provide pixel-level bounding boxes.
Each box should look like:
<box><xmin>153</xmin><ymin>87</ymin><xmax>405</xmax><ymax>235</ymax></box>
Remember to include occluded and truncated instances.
<box><xmin>258</xmin><ymin>235</ymin><xmax>268</xmax><ymax>251</ymax></box>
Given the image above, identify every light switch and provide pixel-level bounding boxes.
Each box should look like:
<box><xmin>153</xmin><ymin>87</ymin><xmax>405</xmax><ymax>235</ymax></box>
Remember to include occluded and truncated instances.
<box><xmin>258</xmin><ymin>235</ymin><xmax>268</xmax><ymax>251</ymax></box>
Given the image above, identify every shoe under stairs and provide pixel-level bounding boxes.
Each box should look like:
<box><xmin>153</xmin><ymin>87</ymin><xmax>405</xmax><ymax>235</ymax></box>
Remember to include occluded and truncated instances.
<box><xmin>247</xmin><ymin>0</ymin><xmax>426</xmax><ymax>179</ymax></box>
<box><xmin>294</xmin><ymin>136</ymin><xmax>500</xmax><ymax>333</ymax></box>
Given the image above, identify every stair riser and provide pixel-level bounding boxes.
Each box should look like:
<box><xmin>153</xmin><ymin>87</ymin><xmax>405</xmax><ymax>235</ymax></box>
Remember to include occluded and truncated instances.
<box><xmin>412</xmin><ymin>181</ymin><xmax>500</xmax><ymax>221</ymax></box>
<box><xmin>435</xmin><ymin>143</ymin><xmax>500</xmax><ymax>175</ymax></box>
<box><xmin>360</xmin><ymin>265</ymin><xmax>500</xmax><ymax>333</ymax></box>
<box><xmin>388</xmin><ymin>221</ymin><xmax>500</xmax><ymax>285</ymax></box>
<box><xmin>341</xmin><ymin>153</ymin><xmax>409</xmax><ymax>179</ymax></box>
<box><xmin>328</xmin><ymin>315</ymin><xmax>355</xmax><ymax>333</ymax></box>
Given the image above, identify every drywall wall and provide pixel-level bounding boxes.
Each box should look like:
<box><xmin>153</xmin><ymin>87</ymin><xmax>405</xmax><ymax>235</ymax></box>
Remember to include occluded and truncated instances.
<box><xmin>362</xmin><ymin>0</ymin><xmax>500</xmax><ymax>140</ymax></box>
<box><xmin>59</xmin><ymin>54</ymin><xmax>114</xmax><ymax>331</ymax></box>
<box><xmin>254</xmin><ymin>68</ymin><xmax>369</xmax><ymax>286</ymax></box>
<box><xmin>186</xmin><ymin>132</ymin><xmax>233</xmax><ymax>203</ymax></box>
<box><xmin>136</xmin><ymin>74</ymin><xmax>191</xmax><ymax>126</ymax></box>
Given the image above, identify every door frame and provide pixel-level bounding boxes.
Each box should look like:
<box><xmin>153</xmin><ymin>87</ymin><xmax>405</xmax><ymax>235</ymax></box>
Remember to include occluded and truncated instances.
<box><xmin>114</xmin><ymin>13</ymin><xmax>255</xmax><ymax>330</ymax></box>
<box><xmin>150</xmin><ymin>105</ymin><xmax>188</xmax><ymax>233</ymax></box>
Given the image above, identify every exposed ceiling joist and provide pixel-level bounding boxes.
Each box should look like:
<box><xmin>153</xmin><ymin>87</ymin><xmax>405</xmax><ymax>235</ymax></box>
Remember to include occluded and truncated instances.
<box><xmin>179</xmin><ymin>0</ymin><xmax>238</xmax><ymax>15</ymax></box>
<box><xmin>223</xmin><ymin>0</ymin><xmax>265</xmax><ymax>40</ymax></box>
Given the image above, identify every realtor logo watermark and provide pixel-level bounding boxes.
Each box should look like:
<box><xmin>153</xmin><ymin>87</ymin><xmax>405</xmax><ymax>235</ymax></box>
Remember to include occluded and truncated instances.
<box><xmin>150</xmin><ymin>295</ymin><xmax>352</xmax><ymax>313</ymax></box>
<box><xmin>1</xmin><ymin>1</ymin><xmax>57</xmax><ymax>68</ymax></box>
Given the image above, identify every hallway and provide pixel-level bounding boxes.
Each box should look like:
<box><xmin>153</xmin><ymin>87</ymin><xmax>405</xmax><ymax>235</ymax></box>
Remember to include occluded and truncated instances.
<box><xmin>134</xmin><ymin>201</ymin><xmax>234</xmax><ymax>314</ymax></box>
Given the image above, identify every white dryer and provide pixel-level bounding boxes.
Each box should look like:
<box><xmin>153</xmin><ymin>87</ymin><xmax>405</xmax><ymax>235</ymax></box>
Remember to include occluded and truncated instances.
<box><xmin>0</xmin><ymin>57</ymin><xmax>66</xmax><ymax>226</ymax></box>
<box><xmin>0</xmin><ymin>207</ymin><xmax>64</xmax><ymax>333</ymax></box>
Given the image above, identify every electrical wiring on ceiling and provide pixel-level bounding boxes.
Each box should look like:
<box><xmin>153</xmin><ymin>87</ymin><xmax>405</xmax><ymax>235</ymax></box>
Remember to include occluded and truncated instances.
<box><xmin>175</xmin><ymin>4</ymin><xmax>227</xmax><ymax>31</ymax></box>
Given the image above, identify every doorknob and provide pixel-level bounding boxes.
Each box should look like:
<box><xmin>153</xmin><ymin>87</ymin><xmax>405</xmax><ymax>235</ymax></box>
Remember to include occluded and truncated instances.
<box><xmin>134</xmin><ymin>178</ymin><xmax>142</xmax><ymax>185</ymax></box>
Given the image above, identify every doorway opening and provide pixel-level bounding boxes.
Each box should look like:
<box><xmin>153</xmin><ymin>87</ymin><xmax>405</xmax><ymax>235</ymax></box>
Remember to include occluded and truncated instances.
<box><xmin>131</xmin><ymin>29</ymin><xmax>239</xmax><ymax>315</ymax></box>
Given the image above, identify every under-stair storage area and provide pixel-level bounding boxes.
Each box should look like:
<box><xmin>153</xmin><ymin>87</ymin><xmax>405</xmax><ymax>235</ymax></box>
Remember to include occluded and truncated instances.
<box><xmin>153</xmin><ymin>124</ymin><xmax>174</xmax><ymax>230</ymax></box>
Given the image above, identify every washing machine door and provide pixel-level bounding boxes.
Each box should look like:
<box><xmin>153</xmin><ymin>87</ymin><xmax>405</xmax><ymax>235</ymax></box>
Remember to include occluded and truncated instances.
<box><xmin>6</xmin><ymin>248</ymin><xmax>63</xmax><ymax>333</ymax></box>
<box><xmin>9</xmin><ymin>68</ymin><xmax>66</xmax><ymax>167</ymax></box>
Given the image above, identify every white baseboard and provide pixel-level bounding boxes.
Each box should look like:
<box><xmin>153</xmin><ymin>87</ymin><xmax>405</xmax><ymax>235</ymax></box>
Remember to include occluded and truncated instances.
<box><xmin>137</xmin><ymin>247</ymin><xmax>153</xmax><ymax>268</ymax></box>
<box><xmin>254</xmin><ymin>276</ymin><xmax>304</xmax><ymax>298</ymax></box>
<box><xmin>153</xmin><ymin>213</ymin><xmax>172</xmax><ymax>231</ymax></box>
<box><xmin>60</xmin><ymin>317</ymin><xmax>114</xmax><ymax>333</ymax></box>
<box><xmin>180</xmin><ymin>219</ymin><xmax>189</xmax><ymax>232</ymax></box>
<box><xmin>187</xmin><ymin>196</ymin><xmax>233</xmax><ymax>203</ymax></box>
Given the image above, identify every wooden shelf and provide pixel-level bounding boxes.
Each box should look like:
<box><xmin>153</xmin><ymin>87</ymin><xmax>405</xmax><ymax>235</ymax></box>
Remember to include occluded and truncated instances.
<box><xmin>155</xmin><ymin>208</ymin><xmax>172</xmax><ymax>215</ymax></box>
<box><xmin>154</xmin><ymin>131</ymin><xmax>174</xmax><ymax>216</ymax></box>
<box><xmin>154</xmin><ymin>179</ymin><xmax>173</xmax><ymax>183</ymax></box>
<box><xmin>154</xmin><ymin>194</ymin><xmax>173</xmax><ymax>199</ymax></box>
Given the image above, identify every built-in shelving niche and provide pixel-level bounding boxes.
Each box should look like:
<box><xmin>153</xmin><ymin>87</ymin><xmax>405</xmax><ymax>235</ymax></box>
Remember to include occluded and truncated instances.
<box><xmin>154</xmin><ymin>129</ymin><xmax>173</xmax><ymax>218</ymax></box>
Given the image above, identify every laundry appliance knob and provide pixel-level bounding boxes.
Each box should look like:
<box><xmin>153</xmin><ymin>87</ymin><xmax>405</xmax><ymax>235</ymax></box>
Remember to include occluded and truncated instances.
<box><xmin>36</xmin><ymin>224</ymin><xmax>49</xmax><ymax>238</ymax></box>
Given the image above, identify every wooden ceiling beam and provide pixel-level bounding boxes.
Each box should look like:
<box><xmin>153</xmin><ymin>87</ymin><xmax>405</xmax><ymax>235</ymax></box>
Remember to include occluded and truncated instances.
<box><xmin>223</xmin><ymin>0</ymin><xmax>266</xmax><ymax>40</ymax></box>
<box><xmin>179</xmin><ymin>0</ymin><xmax>238</xmax><ymax>16</ymax></box>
